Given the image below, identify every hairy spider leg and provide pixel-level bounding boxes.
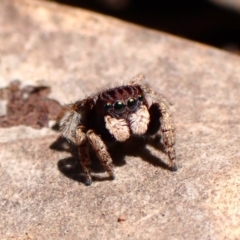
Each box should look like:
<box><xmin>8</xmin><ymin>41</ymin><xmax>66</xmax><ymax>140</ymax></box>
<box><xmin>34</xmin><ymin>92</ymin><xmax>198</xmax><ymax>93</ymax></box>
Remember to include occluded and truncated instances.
<box><xmin>76</xmin><ymin>126</ymin><xmax>92</xmax><ymax>185</ymax></box>
<box><xmin>86</xmin><ymin>129</ymin><xmax>115</xmax><ymax>180</ymax></box>
<box><xmin>154</xmin><ymin>101</ymin><xmax>177</xmax><ymax>171</ymax></box>
<box><xmin>141</xmin><ymin>81</ymin><xmax>177</xmax><ymax>171</ymax></box>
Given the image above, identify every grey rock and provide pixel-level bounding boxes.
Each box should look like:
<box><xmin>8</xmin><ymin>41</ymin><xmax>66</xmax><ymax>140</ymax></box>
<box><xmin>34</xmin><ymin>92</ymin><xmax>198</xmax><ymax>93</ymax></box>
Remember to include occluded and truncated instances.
<box><xmin>0</xmin><ymin>0</ymin><xmax>240</xmax><ymax>239</ymax></box>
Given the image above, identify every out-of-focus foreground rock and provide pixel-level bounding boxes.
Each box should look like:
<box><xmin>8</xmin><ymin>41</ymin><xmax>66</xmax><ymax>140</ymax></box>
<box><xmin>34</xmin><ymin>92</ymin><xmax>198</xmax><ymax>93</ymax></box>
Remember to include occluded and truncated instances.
<box><xmin>0</xmin><ymin>0</ymin><xmax>240</xmax><ymax>239</ymax></box>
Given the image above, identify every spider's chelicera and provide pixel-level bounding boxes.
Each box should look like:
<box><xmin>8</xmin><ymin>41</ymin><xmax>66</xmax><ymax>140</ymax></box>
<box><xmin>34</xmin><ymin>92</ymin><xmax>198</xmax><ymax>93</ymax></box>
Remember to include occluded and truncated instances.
<box><xmin>60</xmin><ymin>74</ymin><xmax>177</xmax><ymax>185</ymax></box>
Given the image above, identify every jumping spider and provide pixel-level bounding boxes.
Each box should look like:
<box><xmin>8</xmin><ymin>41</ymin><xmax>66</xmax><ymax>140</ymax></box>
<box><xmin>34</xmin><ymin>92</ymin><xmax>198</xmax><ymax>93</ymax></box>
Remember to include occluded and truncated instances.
<box><xmin>60</xmin><ymin>74</ymin><xmax>177</xmax><ymax>185</ymax></box>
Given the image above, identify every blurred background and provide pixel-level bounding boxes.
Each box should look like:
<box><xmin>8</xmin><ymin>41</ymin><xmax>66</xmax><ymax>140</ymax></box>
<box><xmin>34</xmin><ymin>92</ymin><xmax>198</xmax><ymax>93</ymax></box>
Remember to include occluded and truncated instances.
<box><xmin>52</xmin><ymin>0</ymin><xmax>240</xmax><ymax>55</ymax></box>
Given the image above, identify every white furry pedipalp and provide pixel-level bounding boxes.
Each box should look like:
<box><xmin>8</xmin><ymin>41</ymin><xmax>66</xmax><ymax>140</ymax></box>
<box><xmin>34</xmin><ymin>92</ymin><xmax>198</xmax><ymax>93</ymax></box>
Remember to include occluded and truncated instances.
<box><xmin>104</xmin><ymin>115</ymin><xmax>130</xmax><ymax>142</ymax></box>
<box><xmin>128</xmin><ymin>105</ymin><xmax>150</xmax><ymax>135</ymax></box>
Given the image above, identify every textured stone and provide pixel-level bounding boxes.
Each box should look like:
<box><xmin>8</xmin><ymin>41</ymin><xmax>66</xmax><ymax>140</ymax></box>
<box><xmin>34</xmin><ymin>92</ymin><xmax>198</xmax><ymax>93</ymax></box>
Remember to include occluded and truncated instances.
<box><xmin>0</xmin><ymin>0</ymin><xmax>240</xmax><ymax>239</ymax></box>
<box><xmin>212</xmin><ymin>0</ymin><xmax>240</xmax><ymax>12</ymax></box>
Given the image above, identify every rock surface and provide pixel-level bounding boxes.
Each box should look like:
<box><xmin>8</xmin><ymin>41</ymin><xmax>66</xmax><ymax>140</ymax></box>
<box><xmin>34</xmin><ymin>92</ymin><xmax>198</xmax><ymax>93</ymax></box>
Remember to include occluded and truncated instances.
<box><xmin>0</xmin><ymin>0</ymin><xmax>240</xmax><ymax>239</ymax></box>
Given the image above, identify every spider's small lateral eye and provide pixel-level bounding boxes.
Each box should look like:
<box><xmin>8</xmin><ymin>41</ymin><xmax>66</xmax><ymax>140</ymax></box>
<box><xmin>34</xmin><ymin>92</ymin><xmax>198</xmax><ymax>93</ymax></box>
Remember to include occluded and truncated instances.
<box><xmin>113</xmin><ymin>101</ymin><xmax>126</xmax><ymax>113</ymax></box>
<box><xmin>104</xmin><ymin>103</ymin><xmax>112</xmax><ymax>110</ymax></box>
<box><xmin>138</xmin><ymin>95</ymin><xmax>144</xmax><ymax>101</ymax></box>
<box><xmin>127</xmin><ymin>98</ymin><xmax>137</xmax><ymax>110</ymax></box>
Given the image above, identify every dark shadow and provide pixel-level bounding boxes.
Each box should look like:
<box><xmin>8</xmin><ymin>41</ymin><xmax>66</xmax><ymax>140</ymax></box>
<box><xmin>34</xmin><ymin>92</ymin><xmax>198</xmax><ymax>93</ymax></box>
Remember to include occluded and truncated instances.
<box><xmin>50</xmin><ymin>136</ymin><xmax>73</xmax><ymax>153</ymax></box>
<box><xmin>51</xmin><ymin>134</ymin><xmax>172</xmax><ymax>185</ymax></box>
<box><xmin>111</xmin><ymin>137</ymin><xmax>174</xmax><ymax>172</ymax></box>
<box><xmin>57</xmin><ymin>156</ymin><xmax>84</xmax><ymax>182</ymax></box>
<box><xmin>54</xmin><ymin>0</ymin><xmax>240</xmax><ymax>51</ymax></box>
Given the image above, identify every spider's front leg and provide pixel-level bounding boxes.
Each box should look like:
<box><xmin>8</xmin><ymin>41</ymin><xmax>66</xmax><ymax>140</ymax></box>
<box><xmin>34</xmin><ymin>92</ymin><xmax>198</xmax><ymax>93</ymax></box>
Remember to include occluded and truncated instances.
<box><xmin>86</xmin><ymin>130</ymin><xmax>115</xmax><ymax>180</ymax></box>
<box><xmin>76</xmin><ymin>126</ymin><xmax>92</xmax><ymax>185</ymax></box>
<box><xmin>149</xmin><ymin>101</ymin><xmax>177</xmax><ymax>171</ymax></box>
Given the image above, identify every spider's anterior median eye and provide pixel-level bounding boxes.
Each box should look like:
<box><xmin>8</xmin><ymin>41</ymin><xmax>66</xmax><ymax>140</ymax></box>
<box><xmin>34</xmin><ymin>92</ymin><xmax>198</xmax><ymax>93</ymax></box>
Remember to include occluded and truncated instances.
<box><xmin>127</xmin><ymin>98</ymin><xmax>137</xmax><ymax>110</ymax></box>
<box><xmin>138</xmin><ymin>95</ymin><xmax>144</xmax><ymax>101</ymax></box>
<box><xmin>104</xmin><ymin>102</ymin><xmax>112</xmax><ymax>110</ymax></box>
<box><xmin>113</xmin><ymin>101</ymin><xmax>126</xmax><ymax>113</ymax></box>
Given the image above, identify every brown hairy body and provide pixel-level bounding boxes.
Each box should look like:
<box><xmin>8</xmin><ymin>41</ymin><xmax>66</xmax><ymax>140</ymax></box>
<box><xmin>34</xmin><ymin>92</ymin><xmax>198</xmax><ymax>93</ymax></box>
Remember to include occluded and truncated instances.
<box><xmin>60</xmin><ymin>74</ymin><xmax>177</xmax><ymax>185</ymax></box>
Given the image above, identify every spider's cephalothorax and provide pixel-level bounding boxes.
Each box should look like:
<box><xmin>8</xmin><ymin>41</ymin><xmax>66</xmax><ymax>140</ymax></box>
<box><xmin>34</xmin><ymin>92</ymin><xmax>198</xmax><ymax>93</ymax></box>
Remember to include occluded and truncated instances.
<box><xmin>60</xmin><ymin>74</ymin><xmax>177</xmax><ymax>185</ymax></box>
<box><xmin>94</xmin><ymin>84</ymin><xmax>151</xmax><ymax>142</ymax></box>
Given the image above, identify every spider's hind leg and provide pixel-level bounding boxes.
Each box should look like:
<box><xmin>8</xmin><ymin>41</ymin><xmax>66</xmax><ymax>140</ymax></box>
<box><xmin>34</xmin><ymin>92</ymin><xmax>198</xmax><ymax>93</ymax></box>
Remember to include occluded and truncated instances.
<box><xmin>86</xmin><ymin>129</ymin><xmax>115</xmax><ymax>180</ymax></box>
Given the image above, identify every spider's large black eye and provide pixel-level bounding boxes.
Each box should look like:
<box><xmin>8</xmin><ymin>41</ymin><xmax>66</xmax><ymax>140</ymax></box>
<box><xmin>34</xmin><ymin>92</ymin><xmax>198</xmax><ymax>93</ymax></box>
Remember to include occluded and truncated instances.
<box><xmin>113</xmin><ymin>101</ymin><xmax>125</xmax><ymax>113</ymax></box>
<box><xmin>104</xmin><ymin>102</ymin><xmax>112</xmax><ymax>110</ymax></box>
<box><xmin>127</xmin><ymin>98</ymin><xmax>137</xmax><ymax>110</ymax></box>
<box><xmin>138</xmin><ymin>95</ymin><xmax>144</xmax><ymax>101</ymax></box>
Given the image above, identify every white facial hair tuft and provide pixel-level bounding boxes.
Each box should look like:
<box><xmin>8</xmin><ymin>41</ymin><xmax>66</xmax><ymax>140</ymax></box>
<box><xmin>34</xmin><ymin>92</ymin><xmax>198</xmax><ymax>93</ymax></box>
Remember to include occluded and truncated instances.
<box><xmin>104</xmin><ymin>115</ymin><xmax>130</xmax><ymax>142</ymax></box>
<box><xmin>128</xmin><ymin>105</ymin><xmax>150</xmax><ymax>135</ymax></box>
